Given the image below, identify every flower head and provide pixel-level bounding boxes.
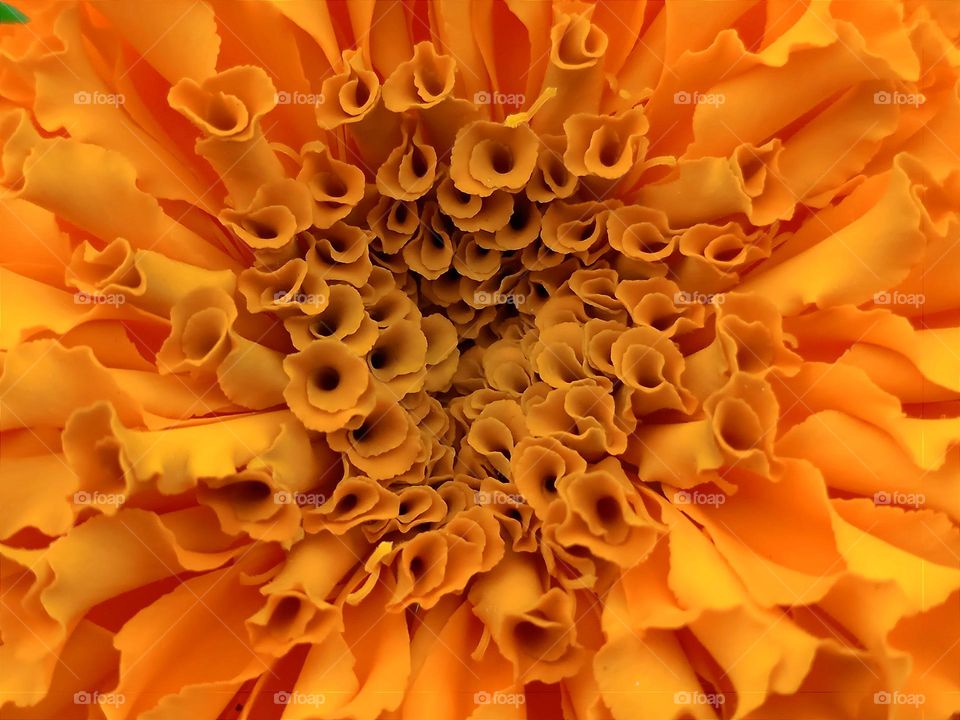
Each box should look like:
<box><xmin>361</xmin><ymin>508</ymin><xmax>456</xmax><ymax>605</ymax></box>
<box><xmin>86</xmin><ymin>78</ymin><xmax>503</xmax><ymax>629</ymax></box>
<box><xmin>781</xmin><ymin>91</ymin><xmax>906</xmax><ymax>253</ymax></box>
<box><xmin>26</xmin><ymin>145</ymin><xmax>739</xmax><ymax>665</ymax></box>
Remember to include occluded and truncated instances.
<box><xmin>1</xmin><ymin>2</ymin><xmax>959</xmax><ymax>719</ymax></box>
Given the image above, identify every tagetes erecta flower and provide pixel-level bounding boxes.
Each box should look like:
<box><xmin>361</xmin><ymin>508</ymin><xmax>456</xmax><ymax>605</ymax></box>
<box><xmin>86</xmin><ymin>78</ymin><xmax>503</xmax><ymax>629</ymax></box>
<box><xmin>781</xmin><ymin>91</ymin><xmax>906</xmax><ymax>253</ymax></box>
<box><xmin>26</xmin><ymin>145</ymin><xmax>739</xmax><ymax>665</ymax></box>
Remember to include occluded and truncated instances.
<box><xmin>0</xmin><ymin>1</ymin><xmax>958</xmax><ymax>719</ymax></box>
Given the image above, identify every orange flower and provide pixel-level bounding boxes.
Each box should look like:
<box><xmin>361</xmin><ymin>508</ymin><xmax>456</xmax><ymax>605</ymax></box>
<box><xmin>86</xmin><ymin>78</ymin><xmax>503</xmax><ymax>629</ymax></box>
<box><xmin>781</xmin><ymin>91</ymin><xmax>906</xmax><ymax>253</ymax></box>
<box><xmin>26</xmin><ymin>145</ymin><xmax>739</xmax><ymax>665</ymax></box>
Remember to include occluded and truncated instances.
<box><xmin>1</xmin><ymin>2</ymin><xmax>959</xmax><ymax>720</ymax></box>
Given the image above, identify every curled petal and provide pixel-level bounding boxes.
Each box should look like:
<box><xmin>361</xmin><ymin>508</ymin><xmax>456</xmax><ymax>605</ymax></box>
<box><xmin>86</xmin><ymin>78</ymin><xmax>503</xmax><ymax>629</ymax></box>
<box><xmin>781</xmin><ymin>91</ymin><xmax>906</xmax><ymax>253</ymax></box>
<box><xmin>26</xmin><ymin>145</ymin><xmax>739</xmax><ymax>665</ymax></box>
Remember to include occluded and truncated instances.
<box><xmin>282</xmin><ymin>340</ymin><xmax>377</xmax><ymax>432</ymax></box>
<box><xmin>450</xmin><ymin>121</ymin><xmax>539</xmax><ymax>196</ymax></box>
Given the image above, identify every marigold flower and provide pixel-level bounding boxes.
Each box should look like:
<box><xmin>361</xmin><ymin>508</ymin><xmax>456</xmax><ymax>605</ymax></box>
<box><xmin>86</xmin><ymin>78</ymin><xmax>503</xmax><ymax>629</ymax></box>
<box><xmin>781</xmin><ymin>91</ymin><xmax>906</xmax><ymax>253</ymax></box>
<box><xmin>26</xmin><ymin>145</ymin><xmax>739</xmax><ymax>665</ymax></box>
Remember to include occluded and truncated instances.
<box><xmin>1</xmin><ymin>2</ymin><xmax>959</xmax><ymax>720</ymax></box>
